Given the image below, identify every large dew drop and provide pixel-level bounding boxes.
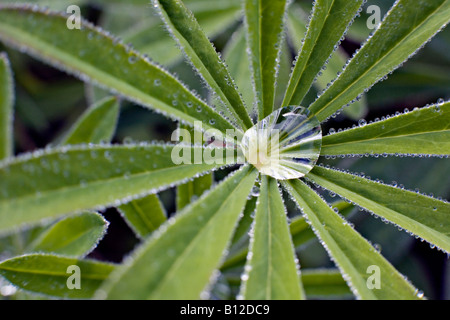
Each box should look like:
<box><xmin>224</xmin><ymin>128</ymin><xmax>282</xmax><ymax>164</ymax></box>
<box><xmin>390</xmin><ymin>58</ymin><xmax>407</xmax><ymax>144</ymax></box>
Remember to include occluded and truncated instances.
<box><xmin>240</xmin><ymin>106</ymin><xmax>322</xmax><ymax>180</ymax></box>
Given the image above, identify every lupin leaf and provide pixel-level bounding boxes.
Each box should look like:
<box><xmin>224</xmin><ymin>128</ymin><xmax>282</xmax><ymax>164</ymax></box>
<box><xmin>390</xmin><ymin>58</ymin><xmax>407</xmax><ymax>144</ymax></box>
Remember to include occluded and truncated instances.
<box><xmin>60</xmin><ymin>97</ymin><xmax>120</xmax><ymax>145</ymax></box>
<box><xmin>286</xmin><ymin>4</ymin><xmax>368</xmax><ymax>120</ymax></box>
<box><xmin>309</xmin><ymin>0</ymin><xmax>450</xmax><ymax>122</ymax></box>
<box><xmin>0</xmin><ymin>144</ymin><xmax>229</xmax><ymax>233</ymax></box>
<box><xmin>118</xmin><ymin>194</ymin><xmax>167</xmax><ymax>239</ymax></box>
<box><xmin>99</xmin><ymin>166</ymin><xmax>258</xmax><ymax>299</ymax></box>
<box><xmin>224</xmin><ymin>28</ymin><xmax>254</xmax><ymax>117</ymax></box>
<box><xmin>26</xmin><ymin>212</ymin><xmax>108</xmax><ymax>257</ymax></box>
<box><xmin>306</xmin><ymin>166</ymin><xmax>450</xmax><ymax>253</ymax></box>
<box><xmin>321</xmin><ymin>101</ymin><xmax>450</xmax><ymax>156</ymax></box>
<box><xmin>244</xmin><ymin>0</ymin><xmax>288</xmax><ymax>120</ymax></box>
<box><xmin>0</xmin><ymin>6</ymin><xmax>239</xmax><ymax>139</ymax></box>
<box><xmin>0</xmin><ymin>253</ymin><xmax>114</xmax><ymax>299</ymax></box>
<box><xmin>283</xmin><ymin>0</ymin><xmax>364</xmax><ymax>107</ymax></box>
<box><xmin>153</xmin><ymin>0</ymin><xmax>253</xmax><ymax>130</ymax></box>
<box><xmin>284</xmin><ymin>179</ymin><xmax>422</xmax><ymax>300</ymax></box>
<box><xmin>240</xmin><ymin>176</ymin><xmax>304</xmax><ymax>300</ymax></box>
<box><xmin>0</xmin><ymin>52</ymin><xmax>14</xmax><ymax>161</ymax></box>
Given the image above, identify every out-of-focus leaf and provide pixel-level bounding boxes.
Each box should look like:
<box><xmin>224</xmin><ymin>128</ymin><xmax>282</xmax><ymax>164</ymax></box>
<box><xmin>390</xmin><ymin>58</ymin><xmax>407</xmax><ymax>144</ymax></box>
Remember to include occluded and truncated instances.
<box><xmin>118</xmin><ymin>195</ymin><xmax>167</xmax><ymax>239</ymax></box>
<box><xmin>0</xmin><ymin>253</ymin><xmax>114</xmax><ymax>299</ymax></box>
<box><xmin>26</xmin><ymin>212</ymin><xmax>108</xmax><ymax>257</ymax></box>
<box><xmin>60</xmin><ymin>97</ymin><xmax>120</xmax><ymax>146</ymax></box>
<box><xmin>0</xmin><ymin>52</ymin><xmax>13</xmax><ymax>160</ymax></box>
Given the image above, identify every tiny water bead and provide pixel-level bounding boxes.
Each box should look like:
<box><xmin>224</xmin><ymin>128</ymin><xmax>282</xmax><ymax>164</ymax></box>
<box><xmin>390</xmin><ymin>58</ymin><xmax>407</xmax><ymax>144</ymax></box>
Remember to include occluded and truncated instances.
<box><xmin>240</xmin><ymin>106</ymin><xmax>322</xmax><ymax>180</ymax></box>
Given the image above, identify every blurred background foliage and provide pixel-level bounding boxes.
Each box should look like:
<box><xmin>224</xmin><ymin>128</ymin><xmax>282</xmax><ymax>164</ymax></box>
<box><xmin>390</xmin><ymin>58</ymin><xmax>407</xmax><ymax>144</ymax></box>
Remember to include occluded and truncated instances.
<box><xmin>0</xmin><ymin>0</ymin><xmax>449</xmax><ymax>299</ymax></box>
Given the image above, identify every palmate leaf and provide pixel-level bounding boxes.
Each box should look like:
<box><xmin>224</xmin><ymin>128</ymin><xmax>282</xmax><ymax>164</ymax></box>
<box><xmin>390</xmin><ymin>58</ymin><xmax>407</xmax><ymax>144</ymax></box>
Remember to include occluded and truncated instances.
<box><xmin>153</xmin><ymin>0</ymin><xmax>253</xmax><ymax>130</ymax></box>
<box><xmin>244</xmin><ymin>0</ymin><xmax>288</xmax><ymax>120</ymax></box>
<box><xmin>99</xmin><ymin>165</ymin><xmax>258</xmax><ymax>300</ymax></box>
<box><xmin>0</xmin><ymin>52</ymin><xmax>14</xmax><ymax>161</ymax></box>
<box><xmin>240</xmin><ymin>176</ymin><xmax>304</xmax><ymax>300</ymax></box>
<box><xmin>26</xmin><ymin>212</ymin><xmax>108</xmax><ymax>257</ymax></box>
<box><xmin>282</xmin><ymin>0</ymin><xmax>364</xmax><ymax>107</ymax></box>
<box><xmin>0</xmin><ymin>6</ymin><xmax>239</xmax><ymax>140</ymax></box>
<box><xmin>60</xmin><ymin>96</ymin><xmax>120</xmax><ymax>145</ymax></box>
<box><xmin>321</xmin><ymin>101</ymin><xmax>450</xmax><ymax>156</ymax></box>
<box><xmin>284</xmin><ymin>179</ymin><xmax>421</xmax><ymax>300</ymax></box>
<box><xmin>309</xmin><ymin>0</ymin><xmax>450</xmax><ymax>122</ymax></box>
<box><xmin>118</xmin><ymin>194</ymin><xmax>167</xmax><ymax>239</ymax></box>
<box><xmin>306</xmin><ymin>166</ymin><xmax>450</xmax><ymax>253</ymax></box>
<box><xmin>0</xmin><ymin>144</ymin><xmax>228</xmax><ymax>234</ymax></box>
<box><xmin>0</xmin><ymin>253</ymin><xmax>114</xmax><ymax>299</ymax></box>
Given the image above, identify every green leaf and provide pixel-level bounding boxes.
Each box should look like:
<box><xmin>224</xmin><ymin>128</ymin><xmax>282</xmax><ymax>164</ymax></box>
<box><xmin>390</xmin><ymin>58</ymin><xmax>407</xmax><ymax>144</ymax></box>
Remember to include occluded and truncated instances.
<box><xmin>240</xmin><ymin>176</ymin><xmax>304</xmax><ymax>300</ymax></box>
<box><xmin>321</xmin><ymin>101</ymin><xmax>450</xmax><ymax>156</ymax></box>
<box><xmin>309</xmin><ymin>0</ymin><xmax>450</xmax><ymax>122</ymax></box>
<box><xmin>224</xmin><ymin>28</ymin><xmax>254</xmax><ymax>116</ymax></box>
<box><xmin>302</xmin><ymin>269</ymin><xmax>352</xmax><ymax>298</ymax></box>
<box><xmin>283</xmin><ymin>0</ymin><xmax>364</xmax><ymax>107</ymax></box>
<box><xmin>99</xmin><ymin>165</ymin><xmax>258</xmax><ymax>300</ymax></box>
<box><xmin>0</xmin><ymin>52</ymin><xmax>14</xmax><ymax>160</ymax></box>
<box><xmin>306</xmin><ymin>166</ymin><xmax>450</xmax><ymax>253</ymax></box>
<box><xmin>244</xmin><ymin>0</ymin><xmax>288</xmax><ymax>119</ymax></box>
<box><xmin>26</xmin><ymin>212</ymin><xmax>108</xmax><ymax>257</ymax></box>
<box><xmin>0</xmin><ymin>6</ymin><xmax>238</xmax><ymax>139</ymax></box>
<box><xmin>286</xmin><ymin>4</ymin><xmax>368</xmax><ymax>120</ymax></box>
<box><xmin>0</xmin><ymin>144</ymin><xmax>227</xmax><ymax>233</ymax></box>
<box><xmin>60</xmin><ymin>97</ymin><xmax>120</xmax><ymax>145</ymax></box>
<box><xmin>126</xmin><ymin>7</ymin><xmax>241</xmax><ymax>66</ymax></box>
<box><xmin>0</xmin><ymin>253</ymin><xmax>114</xmax><ymax>299</ymax></box>
<box><xmin>284</xmin><ymin>179</ymin><xmax>422</xmax><ymax>300</ymax></box>
<box><xmin>118</xmin><ymin>194</ymin><xmax>167</xmax><ymax>239</ymax></box>
<box><xmin>176</xmin><ymin>174</ymin><xmax>213</xmax><ymax>211</ymax></box>
<box><xmin>153</xmin><ymin>0</ymin><xmax>253</xmax><ymax>130</ymax></box>
<box><xmin>221</xmin><ymin>200</ymin><xmax>354</xmax><ymax>271</ymax></box>
<box><xmin>176</xmin><ymin>124</ymin><xmax>213</xmax><ymax>211</ymax></box>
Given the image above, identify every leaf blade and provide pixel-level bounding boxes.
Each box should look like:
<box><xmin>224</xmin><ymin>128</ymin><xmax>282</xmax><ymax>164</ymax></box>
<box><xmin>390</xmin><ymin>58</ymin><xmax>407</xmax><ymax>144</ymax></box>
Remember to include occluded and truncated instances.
<box><xmin>0</xmin><ymin>52</ymin><xmax>14</xmax><ymax>160</ymax></box>
<box><xmin>283</xmin><ymin>0</ymin><xmax>364</xmax><ymax>107</ymax></box>
<box><xmin>245</xmin><ymin>0</ymin><xmax>288</xmax><ymax>119</ymax></box>
<box><xmin>321</xmin><ymin>102</ymin><xmax>450</xmax><ymax>156</ymax></box>
<box><xmin>284</xmin><ymin>179</ymin><xmax>421</xmax><ymax>300</ymax></box>
<box><xmin>240</xmin><ymin>176</ymin><xmax>304</xmax><ymax>300</ymax></box>
<box><xmin>0</xmin><ymin>6</ymin><xmax>238</xmax><ymax>139</ymax></box>
<box><xmin>118</xmin><ymin>194</ymin><xmax>167</xmax><ymax>239</ymax></box>
<box><xmin>154</xmin><ymin>0</ymin><xmax>253</xmax><ymax>130</ymax></box>
<box><xmin>306</xmin><ymin>166</ymin><xmax>450</xmax><ymax>253</ymax></box>
<box><xmin>60</xmin><ymin>97</ymin><xmax>120</xmax><ymax>145</ymax></box>
<box><xmin>309</xmin><ymin>0</ymin><xmax>450</xmax><ymax>122</ymax></box>
<box><xmin>26</xmin><ymin>212</ymin><xmax>108</xmax><ymax>257</ymax></box>
<box><xmin>0</xmin><ymin>253</ymin><xmax>114</xmax><ymax>299</ymax></box>
<box><xmin>0</xmin><ymin>144</ymin><xmax>227</xmax><ymax>233</ymax></box>
<box><xmin>99</xmin><ymin>165</ymin><xmax>258</xmax><ymax>299</ymax></box>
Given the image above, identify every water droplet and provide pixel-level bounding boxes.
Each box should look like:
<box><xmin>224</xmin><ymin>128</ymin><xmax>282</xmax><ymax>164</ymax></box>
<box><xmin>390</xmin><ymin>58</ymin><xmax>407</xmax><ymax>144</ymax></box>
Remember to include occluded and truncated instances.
<box><xmin>240</xmin><ymin>106</ymin><xmax>322</xmax><ymax>180</ymax></box>
<box><xmin>154</xmin><ymin>79</ymin><xmax>161</xmax><ymax>86</ymax></box>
